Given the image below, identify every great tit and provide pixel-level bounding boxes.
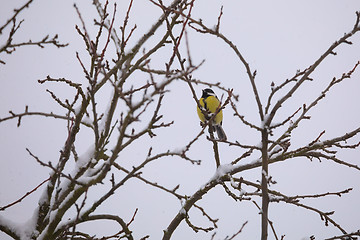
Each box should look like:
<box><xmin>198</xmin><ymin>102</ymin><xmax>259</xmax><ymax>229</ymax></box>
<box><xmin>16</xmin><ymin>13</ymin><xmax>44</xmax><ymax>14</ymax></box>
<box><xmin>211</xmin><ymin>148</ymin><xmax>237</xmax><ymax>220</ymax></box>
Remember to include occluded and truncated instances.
<box><xmin>197</xmin><ymin>88</ymin><xmax>227</xmax><ymax>141</ymax></box>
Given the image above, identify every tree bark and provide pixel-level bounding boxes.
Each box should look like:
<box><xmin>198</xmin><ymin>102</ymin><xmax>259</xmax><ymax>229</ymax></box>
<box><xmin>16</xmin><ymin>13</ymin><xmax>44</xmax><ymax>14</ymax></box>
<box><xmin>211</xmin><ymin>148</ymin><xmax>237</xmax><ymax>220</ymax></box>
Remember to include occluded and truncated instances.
<box><xmin>261</xmin><ymin>128</ymin><xmax>269</xmax><ymax>240</ymax></box>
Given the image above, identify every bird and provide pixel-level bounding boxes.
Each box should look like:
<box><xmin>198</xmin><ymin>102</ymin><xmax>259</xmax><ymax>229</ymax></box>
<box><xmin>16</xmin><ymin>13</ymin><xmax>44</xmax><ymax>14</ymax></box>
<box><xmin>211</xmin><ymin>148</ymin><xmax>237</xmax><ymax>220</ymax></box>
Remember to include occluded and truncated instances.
<box><xmin>197</xmin><ymin>88</ymin><xmax>227</xmax><ymax>141</ymax></box>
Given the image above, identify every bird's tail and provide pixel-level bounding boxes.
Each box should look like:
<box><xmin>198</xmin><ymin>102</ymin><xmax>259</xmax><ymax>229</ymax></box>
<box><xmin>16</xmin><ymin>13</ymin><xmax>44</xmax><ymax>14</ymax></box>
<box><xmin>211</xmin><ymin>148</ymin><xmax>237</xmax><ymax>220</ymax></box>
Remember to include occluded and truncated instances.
<box><xmin>215</xmin><ymin>125</ymin><xmax>227</xmax><ymax>141</ymax></box>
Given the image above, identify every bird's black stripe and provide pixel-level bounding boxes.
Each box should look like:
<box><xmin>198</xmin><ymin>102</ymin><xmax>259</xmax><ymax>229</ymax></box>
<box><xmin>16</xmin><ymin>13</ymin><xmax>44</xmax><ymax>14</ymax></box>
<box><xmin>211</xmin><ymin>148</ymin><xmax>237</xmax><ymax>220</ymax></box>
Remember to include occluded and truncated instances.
<box><xmin>203</xmin><ymin>97</ymin><xmax>210</xmax><ymax>120</ymax></box>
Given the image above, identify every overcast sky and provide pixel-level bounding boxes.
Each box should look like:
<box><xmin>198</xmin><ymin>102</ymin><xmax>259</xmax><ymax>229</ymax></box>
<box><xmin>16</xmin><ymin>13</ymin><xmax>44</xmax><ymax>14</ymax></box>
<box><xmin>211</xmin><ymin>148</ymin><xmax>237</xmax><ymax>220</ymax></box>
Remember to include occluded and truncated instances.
<box><xmin>1</xmin><ymin>0</ymin><xmax>360</xmax><ymax>239</ymax></box>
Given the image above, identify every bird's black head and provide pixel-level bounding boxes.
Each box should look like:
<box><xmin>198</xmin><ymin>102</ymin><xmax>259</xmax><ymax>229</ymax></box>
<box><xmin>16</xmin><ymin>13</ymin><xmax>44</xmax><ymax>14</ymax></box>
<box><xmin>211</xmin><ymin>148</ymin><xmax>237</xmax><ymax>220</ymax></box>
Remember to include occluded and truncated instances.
<box><xmin>201</xmin><ymin>88</ymin><xmax>216</xmax><ymax>98</ymax></box>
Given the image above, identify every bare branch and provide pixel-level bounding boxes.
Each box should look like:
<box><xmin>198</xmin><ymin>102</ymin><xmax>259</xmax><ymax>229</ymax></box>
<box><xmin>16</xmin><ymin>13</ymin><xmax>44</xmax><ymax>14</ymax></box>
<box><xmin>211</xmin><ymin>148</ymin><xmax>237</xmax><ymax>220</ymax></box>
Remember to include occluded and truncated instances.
<box><xmin>266</xmin><ymin>14</ymin><xmax>360</xmax><ymax>127</ymax></box>
<box><xmin>325</xmin><ymin>230</ymin><xmax>360</xmax><ymax>240</ymax></box>
<box><xmin>0</xmin><ymin>177</ymin><xmax>50</xmax><ymax>211</ymax></box>
<box><xmin>0</xmin><ymin>0</ymin><xmax>33</xmax><ymax>34</ymax></box>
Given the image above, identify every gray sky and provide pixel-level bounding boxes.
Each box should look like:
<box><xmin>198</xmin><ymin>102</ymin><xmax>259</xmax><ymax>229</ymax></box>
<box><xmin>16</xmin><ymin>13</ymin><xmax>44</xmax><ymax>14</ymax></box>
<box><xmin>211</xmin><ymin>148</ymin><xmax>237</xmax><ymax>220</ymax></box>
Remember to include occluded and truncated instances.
<box><xmin>1</xmin><ymin>0</ymin><xmax>360</xmax><ymax>239</ymax></box>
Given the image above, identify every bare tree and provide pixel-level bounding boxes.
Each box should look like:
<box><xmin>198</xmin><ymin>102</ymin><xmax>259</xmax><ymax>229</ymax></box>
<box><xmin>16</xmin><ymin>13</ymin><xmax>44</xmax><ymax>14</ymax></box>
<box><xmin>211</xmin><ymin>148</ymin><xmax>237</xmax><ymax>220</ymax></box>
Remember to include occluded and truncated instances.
<box><xmin>1</xmin><ymin>1</ymin><xmax>360</xmax><ymax>240</ymax></box>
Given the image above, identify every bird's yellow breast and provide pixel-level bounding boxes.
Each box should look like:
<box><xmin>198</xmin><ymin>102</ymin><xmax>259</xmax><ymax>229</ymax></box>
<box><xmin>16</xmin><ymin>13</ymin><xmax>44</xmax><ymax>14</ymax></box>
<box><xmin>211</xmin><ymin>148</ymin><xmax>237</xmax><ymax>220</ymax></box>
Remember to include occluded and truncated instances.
<box><xmin>197</xmin><ymin>96</ymin><xmax>223</xmax><ymax>125</ymax></box>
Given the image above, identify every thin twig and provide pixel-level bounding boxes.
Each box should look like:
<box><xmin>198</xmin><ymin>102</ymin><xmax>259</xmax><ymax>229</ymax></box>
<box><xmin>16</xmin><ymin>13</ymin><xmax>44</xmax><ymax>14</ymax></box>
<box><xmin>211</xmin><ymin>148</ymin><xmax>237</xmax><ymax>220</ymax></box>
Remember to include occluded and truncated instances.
<box><xmin>0</xmin><ymin>177</ymin><xmax>50</xmax><ymax>211</ymax></box>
